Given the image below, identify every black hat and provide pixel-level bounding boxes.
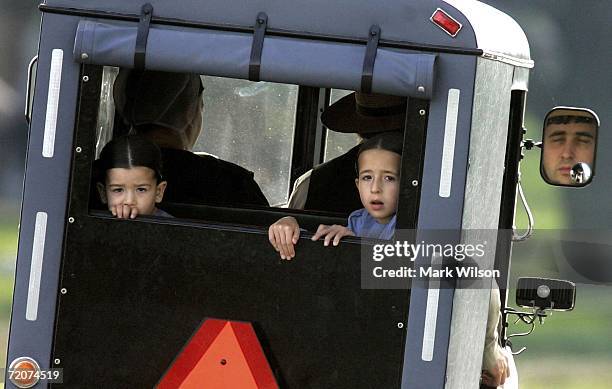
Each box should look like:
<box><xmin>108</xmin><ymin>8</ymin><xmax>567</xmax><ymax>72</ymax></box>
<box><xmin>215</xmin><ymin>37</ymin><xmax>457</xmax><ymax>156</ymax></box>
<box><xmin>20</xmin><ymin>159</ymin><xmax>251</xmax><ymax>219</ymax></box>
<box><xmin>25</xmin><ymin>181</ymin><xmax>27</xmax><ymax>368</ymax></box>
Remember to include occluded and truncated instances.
<box><xmin>321</xmin><ymin>92</ymin><xmax>407</xmax><ymax>134</ymax></box>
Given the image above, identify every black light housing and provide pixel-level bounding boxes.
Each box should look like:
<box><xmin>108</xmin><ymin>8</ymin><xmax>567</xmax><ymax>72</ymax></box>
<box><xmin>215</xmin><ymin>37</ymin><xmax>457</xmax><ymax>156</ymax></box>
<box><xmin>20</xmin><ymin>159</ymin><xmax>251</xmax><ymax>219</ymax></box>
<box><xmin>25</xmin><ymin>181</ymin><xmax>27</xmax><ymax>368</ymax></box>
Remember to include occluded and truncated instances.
<box><xmin>516</xmin><ymin>277</ymin><xmax>576</xmax><ymax>311</ymax></box>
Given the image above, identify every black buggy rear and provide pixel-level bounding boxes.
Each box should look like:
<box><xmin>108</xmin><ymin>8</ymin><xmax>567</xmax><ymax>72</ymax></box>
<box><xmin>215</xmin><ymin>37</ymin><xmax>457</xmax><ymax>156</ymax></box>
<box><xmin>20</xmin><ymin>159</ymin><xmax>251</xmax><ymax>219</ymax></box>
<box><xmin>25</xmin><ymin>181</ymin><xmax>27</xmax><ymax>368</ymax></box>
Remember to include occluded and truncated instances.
<box><xmin>7</xmin><ymin>0</ymin><xmax>543</xmax><ymax>387</ymax></box>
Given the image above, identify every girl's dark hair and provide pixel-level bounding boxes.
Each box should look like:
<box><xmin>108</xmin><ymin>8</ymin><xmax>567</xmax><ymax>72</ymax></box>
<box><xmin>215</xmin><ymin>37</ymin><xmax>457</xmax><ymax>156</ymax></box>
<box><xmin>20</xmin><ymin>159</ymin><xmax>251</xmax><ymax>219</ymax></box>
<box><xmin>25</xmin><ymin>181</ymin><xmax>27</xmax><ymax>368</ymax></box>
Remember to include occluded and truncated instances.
<box><xmin>355</xmin><ymin>131</ymin><xmax>403</xmax><ymax>175</ymax></box>
<box><xmin>96</xmin><ymin>135</ymin><xmax>164</xmax><ymax>182</ymax></box>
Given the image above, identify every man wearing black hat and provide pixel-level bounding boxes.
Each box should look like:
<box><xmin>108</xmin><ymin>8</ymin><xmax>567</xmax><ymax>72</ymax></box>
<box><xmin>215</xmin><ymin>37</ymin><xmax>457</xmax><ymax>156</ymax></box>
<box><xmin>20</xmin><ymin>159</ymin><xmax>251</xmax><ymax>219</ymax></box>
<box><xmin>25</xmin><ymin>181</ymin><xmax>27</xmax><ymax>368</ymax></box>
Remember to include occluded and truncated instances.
<box><xmin>288</xmin><ymin>92</ymin><xmax>406</xmax><ymax>216</ymax></box>
<box><xmin>113</xmin><ymin>69</ymin><xmax>269</xmax><ymax>207</ymax></box>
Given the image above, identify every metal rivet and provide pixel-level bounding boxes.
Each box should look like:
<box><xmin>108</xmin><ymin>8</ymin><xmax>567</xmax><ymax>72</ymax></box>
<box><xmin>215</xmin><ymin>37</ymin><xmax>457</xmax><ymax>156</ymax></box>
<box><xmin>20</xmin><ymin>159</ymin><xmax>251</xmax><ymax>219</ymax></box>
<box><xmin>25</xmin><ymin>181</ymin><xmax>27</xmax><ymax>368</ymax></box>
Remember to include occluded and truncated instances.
<box><xmin>81</xmin><ymin>53</ymin><xmax>89</xmax><ymax>60</ymax></box>
<box><xmin>397</xmin><ymin>322</ymin><xmax>404</xmax><ymax>329</ymax></box>
<box><xmin>412</xmin><ymin>180</ymin><xmax>419</xmax><ymax>187</ymax></box>
<box><xmin>75</xmin><ymin>147</ymin><xmax>82</xmax><ymax>153</ymax></box>
<box><xmin>68</xmin><ymin>217</ymin><xmax>75</xmax><ymax>224</ymax></box>
<box><xmin>60</xmin><ymin>288</ymin><xmax>67</xmax><ymax>295</ymax></box>
<box><xmin>220</xmin><ymin>359</ymin><xmax>227</xmax><ymax>365</ymax></box>
<box><xmin>417</xmin><ymin>85</ymin><xmax>425</xmax><ymax>93</ymax></box>
<box><xmin>54</xmin><ymin>358</ymin><xmax>61</xmax><ymax>365</ymax></box>
<box><xmin>82</xmin><ymin>75</ymin><xmax>89</xmax><ymax>82</ymax></box>
<box><xmin>419</xmin><ymin>109</ymin><xmax>426</xmax><ymax>116</ymax></box>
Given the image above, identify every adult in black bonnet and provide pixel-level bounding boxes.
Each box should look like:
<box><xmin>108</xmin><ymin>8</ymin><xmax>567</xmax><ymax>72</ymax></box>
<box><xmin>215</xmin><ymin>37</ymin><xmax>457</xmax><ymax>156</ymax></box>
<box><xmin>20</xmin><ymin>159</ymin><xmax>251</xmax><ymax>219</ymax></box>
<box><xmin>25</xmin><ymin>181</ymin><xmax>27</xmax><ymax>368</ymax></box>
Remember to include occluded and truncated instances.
<box><xmin>113</xmin><ymin>69</ymin><xmax>269</xmax><ymax>207</ymax></box>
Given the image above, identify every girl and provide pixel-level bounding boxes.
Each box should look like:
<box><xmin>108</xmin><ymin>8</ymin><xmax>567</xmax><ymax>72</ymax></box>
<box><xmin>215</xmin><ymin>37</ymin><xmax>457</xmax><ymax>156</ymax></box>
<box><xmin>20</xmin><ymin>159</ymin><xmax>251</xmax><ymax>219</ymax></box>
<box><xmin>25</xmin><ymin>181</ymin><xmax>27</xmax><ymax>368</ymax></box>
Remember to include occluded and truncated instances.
<box><xmin>269</xmin><ymin>132</ymin><xmax>403</xmax><ymax>260</ymax></box>
<box><xmin>95</xmin><ymin>135</ymin><xmax>171</xmax><ymax>219</ymax></box>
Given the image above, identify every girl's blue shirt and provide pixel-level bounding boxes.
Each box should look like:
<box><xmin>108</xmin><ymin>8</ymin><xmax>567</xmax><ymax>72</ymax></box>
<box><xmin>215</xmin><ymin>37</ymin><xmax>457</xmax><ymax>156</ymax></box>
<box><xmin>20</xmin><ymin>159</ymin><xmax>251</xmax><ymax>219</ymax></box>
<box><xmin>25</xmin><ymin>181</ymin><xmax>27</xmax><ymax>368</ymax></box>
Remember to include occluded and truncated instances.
<box><xmin>347</xmin><ymin>208</ymin><xmax>396</xmax><ymax>240</ymax></box>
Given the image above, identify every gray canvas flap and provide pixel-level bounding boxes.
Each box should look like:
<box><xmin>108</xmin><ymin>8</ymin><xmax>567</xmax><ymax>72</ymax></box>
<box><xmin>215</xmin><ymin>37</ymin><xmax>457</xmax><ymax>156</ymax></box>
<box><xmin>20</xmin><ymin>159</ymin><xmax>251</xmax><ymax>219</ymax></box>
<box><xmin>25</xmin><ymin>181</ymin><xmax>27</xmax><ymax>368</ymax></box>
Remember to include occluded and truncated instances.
<box><xmin>74</xmin><ymin>20</ymin><xmax>436</xmax><ymax>98</ymax></box>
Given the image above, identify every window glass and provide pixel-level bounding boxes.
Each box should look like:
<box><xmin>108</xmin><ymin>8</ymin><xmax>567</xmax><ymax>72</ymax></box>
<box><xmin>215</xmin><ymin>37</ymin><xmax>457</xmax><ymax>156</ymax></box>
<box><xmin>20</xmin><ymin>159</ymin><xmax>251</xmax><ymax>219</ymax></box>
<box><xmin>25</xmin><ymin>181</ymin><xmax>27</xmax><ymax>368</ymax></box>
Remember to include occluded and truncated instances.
<box><xmin>324</xmin><ymin>89</ymin><xmax>361</xmax><ymax>162</ymax></box>
<box><xmin>95</xmin><ymin>66</ymin><xmax>119</xmax><ymax>158</ymax></box>
<box><xmin>195</xmin><ymin>76</ymin><xmax>298</xmax><ymax>206</ymax></box>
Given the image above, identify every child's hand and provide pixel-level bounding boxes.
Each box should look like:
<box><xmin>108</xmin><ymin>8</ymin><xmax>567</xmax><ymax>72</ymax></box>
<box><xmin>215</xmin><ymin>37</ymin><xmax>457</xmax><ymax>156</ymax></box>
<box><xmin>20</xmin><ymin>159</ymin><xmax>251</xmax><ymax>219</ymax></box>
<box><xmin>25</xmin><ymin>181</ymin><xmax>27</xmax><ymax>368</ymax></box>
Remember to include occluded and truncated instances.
<box><xmin>110</xmin><ymin>204</ymin><xmax>139</xmax><ymax>219</ymax></box>
<box><xmin>268</xmin><ymin>216</ymin><xmax>300</xmax><ymax>260</ymax></box>
<box><xmin>311</xmin><ymin>224</ymin><xmax>355</xmax><ymax>246</ymax></box>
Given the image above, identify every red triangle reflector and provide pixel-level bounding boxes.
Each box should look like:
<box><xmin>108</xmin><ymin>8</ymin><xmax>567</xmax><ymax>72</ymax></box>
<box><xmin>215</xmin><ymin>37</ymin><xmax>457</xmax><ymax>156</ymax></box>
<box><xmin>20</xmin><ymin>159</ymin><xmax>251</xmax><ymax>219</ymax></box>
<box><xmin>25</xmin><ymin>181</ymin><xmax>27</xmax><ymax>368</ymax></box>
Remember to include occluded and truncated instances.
<box><xmin>157</xmin><ymin>319</ymin><xmax>278</xmax><ymax>389</ymax></box>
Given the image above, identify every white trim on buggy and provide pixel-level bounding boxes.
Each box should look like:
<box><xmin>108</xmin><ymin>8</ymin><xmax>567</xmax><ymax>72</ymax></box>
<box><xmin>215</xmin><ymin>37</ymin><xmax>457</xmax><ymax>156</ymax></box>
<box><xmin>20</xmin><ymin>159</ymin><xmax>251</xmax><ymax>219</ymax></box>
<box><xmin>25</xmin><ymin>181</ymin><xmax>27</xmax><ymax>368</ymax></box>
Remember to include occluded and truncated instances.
<box><xmin>26</xmin><ymin>212</ymin><xmax>48</xmax><ymax>321</ymax></box>
<box><xmin>43</xmin><ymin>49</ymin><xmax>63</xmax><ymax>158</ymax></box>
<box><xmin>443</xmin><ymin>0</ymin><xmax>534</xmax><ymax>69</ymax></box>
<box><xmin>439</xmin><ymin>89</ymin><xmax>460</xmax><ymax>198</ymax></box>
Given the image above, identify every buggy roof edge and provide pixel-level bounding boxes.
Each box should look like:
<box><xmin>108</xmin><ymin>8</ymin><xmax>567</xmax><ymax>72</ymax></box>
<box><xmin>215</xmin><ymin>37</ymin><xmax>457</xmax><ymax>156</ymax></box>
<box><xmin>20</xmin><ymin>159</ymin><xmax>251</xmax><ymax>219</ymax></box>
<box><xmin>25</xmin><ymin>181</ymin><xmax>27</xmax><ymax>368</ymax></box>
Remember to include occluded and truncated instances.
<box><xmin>42</xmin><ymin>0</ymin><xmax>531</xmax><ymax>68</ymax></box>
<box><xmin>444</xmin><ymin>0</ymin><xmax>532</xmax><ymax>68</ymax></box>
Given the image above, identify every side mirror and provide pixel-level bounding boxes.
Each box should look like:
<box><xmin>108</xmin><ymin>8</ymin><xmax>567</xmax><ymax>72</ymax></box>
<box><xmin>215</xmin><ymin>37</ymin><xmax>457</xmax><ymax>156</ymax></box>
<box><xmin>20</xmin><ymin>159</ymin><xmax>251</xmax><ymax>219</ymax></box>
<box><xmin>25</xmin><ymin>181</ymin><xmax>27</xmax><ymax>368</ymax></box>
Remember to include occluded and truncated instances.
<box><xmin>540</xmin><ymin>106</ymin><xmax>599</xmax><ymax>187</ymax></box>
<box><xmin>516</xmin><ymin>277</ymin><xmax>576</xmax><ymax>311</ymax></box>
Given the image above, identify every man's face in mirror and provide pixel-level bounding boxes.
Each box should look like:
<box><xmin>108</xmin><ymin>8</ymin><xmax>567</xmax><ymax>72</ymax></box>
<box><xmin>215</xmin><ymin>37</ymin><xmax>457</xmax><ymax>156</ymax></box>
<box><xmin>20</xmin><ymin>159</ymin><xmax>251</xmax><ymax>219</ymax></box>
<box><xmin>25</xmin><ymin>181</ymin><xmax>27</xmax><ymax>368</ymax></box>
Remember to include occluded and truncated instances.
<box><xmin>542</xmin><ymin>115</ymin><xmax>596</xmax><ymax>185</ymax></box>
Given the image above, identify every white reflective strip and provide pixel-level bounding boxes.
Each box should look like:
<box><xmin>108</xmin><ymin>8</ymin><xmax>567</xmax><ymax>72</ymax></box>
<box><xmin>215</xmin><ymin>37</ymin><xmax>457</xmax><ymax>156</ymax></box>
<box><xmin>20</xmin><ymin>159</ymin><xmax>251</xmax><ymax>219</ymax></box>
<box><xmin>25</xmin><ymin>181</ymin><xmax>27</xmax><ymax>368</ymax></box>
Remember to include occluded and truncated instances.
<box><xmin>421</xmin><ymin>287</ymin><xmax>440</xmax><ymax>361</ymax></box>
<box><xmin>439</xmin><ymin>88</ymin><xmax>460</xmax><ymax>198</ymax></box>
<box><xmin>26</xmin><ymin>212</ymin><xmax>48</xmax><ymax>321</ymax></box>
<box><xmin>43</xmin><ymin>49</ymin><xmax>63</xmax><ymax>158</ymax></box>
<box><xmin>421</xmin><ymin>254</ymin><xmax>442</xmax><ymax>361</ymax></box>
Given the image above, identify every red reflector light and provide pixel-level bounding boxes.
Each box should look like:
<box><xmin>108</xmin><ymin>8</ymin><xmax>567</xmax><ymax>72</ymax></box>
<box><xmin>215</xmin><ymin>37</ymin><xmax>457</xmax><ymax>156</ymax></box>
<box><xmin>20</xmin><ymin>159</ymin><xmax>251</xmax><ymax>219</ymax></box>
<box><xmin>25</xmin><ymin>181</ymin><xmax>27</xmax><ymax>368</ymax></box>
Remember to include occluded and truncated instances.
<box><xmin>430</xmin><ymin>8</ymin><xmax>462</xmax><ymax>37</ymax></box>
<box><xmin>9</xmin><ymin>357</ymin><xmax>41</xmax><ymax>388</ymax></box>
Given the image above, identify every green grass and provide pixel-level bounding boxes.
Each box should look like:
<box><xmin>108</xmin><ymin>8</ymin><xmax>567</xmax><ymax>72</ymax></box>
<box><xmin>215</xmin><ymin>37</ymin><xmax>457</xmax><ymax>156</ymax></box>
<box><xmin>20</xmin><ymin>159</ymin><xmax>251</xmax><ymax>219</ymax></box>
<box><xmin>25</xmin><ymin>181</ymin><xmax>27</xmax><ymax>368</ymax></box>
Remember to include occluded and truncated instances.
<box><xmin>518</xmin><ymin>358</ymin><xmax>612</xmax><ymax>389</ymax></box>
<box><xmin>0</xmin><ymin>225</ymin><xmax>19</xmax><ymax>256</ymax></box>
<box><xmin>0</xmin><ymin>212</ymin><xmax>17</xmax><ymax>370</ymax></box>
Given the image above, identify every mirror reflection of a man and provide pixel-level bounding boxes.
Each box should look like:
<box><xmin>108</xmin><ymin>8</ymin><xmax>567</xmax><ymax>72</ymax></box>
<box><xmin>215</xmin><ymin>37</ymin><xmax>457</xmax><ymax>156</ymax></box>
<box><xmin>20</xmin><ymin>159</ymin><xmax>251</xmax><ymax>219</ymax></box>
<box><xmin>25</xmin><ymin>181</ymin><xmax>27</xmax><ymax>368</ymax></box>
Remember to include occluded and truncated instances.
<box><xmin>542</xmin><ymin>111</ymin><xmax>596</xmax><ymax>185</ymax></box>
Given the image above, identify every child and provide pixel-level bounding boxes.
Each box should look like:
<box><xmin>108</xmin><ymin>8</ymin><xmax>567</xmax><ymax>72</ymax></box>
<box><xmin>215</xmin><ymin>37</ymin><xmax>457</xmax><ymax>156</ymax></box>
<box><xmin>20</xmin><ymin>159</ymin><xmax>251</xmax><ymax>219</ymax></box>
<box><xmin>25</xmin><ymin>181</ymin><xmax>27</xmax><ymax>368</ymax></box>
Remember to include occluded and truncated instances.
<box><xmin>268</xmin><ymin>133</ymin><xmax>510</xmax><ymax>386</ymax></box>
<box><xmin>268</xmin><ymin>132</ymin><xmax>403</xmax><ymax>260</ymax></box>
<box><xmin>95</xmin><ymin>135</ymin><xmax>171</xmax><ymax>219</ymax></box>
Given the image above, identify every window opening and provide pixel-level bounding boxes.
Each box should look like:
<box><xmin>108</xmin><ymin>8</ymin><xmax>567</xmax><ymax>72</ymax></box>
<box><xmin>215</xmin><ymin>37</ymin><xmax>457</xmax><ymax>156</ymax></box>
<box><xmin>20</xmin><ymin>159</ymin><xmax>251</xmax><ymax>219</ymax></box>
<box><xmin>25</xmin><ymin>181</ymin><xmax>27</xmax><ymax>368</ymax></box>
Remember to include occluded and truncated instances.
<box><xmin>84</xmin><ymin>67</ymin><xmax>421</xmax><ymax>232</ymax></box>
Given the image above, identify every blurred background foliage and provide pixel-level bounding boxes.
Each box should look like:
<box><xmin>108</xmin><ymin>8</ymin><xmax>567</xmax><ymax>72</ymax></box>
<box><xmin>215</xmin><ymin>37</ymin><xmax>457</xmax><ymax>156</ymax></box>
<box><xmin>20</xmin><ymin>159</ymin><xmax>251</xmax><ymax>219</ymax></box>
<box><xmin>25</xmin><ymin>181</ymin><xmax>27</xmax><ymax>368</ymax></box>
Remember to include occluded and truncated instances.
<box><xmin>0</xmin><ymin>1</ymin><xmax>611</xmax><ymax>388</ymax></box>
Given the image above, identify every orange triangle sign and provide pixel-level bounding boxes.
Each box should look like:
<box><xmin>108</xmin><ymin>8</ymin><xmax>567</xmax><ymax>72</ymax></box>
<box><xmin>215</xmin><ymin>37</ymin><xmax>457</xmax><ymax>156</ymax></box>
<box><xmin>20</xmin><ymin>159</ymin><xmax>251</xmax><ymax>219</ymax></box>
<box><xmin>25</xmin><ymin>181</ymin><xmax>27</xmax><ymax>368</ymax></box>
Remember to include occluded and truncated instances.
<box><xmin>157</xmin><ymin>319</ymin><xmax>278</xmax><ymax>389</ymax></box>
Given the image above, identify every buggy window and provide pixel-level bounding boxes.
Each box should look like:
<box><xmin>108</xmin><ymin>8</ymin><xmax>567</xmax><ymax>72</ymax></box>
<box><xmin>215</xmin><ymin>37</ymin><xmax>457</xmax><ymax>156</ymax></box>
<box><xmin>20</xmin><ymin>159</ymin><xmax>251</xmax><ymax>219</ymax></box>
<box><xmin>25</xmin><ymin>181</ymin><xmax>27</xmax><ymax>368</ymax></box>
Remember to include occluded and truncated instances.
<box><xmin>94</xmin><ymin>68</ymin><xmax>297</xmax><ymax>207</ymax></box>
<box><xmin>87</xmin><ymin>66</ymin><xmax>420</xmax><ymax>230</ymax></box>
<box><xmin>194</xmin><ymin>77</ymin><xmax>297</xmax><ymax>206</ymax></box>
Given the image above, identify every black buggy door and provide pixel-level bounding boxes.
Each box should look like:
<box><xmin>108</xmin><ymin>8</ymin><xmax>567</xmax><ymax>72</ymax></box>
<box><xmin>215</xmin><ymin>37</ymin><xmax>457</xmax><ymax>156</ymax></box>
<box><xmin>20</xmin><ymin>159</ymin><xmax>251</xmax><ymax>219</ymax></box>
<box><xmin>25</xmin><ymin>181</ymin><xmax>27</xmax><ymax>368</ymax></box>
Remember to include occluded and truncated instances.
<box><xmin>50</xmin><ymin>66</ymin><xmax>426</xmax><ymax>388</ymax></box>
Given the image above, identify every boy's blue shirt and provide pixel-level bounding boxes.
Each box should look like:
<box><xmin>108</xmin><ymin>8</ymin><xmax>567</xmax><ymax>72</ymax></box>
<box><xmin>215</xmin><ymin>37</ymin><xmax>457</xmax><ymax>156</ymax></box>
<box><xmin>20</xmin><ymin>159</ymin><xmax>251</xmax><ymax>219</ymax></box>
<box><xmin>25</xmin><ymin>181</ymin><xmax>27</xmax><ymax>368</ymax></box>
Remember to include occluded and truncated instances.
<box><xmin>347</xmin><ymin>208</ymin><xmax>396</xmax><ymax>240</ymax></box>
